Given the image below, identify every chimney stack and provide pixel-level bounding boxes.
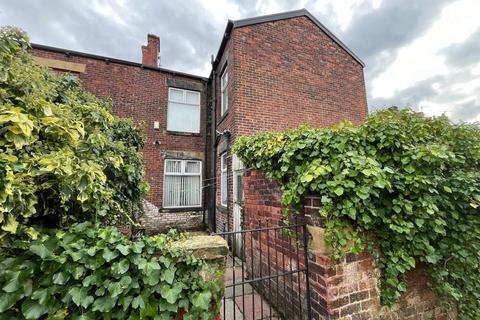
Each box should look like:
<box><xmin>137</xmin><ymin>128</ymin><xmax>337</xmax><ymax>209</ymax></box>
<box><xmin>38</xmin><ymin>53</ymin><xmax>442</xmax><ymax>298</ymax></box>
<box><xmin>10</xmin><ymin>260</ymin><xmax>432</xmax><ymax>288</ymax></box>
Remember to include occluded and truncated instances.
<box><xmin>142</xmin><ymin>34</ymin><xmax>160</xmax><ymax>67</ymax></box>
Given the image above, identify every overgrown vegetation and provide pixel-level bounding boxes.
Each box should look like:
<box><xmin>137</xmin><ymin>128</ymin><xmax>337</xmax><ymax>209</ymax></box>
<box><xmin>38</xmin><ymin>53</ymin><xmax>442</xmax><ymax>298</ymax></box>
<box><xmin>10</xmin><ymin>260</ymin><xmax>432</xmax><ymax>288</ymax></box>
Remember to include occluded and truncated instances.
<box><xmin>0</xmin><ymin>223</ymin><xmax>221</xmax><ymax>319</ymax></box>
<box><xmin>0</xmin><ymin>28</ymin><xmax>222</xmax><ymax>319</ymax></box>
<box><xmin>233</xmin><ymin>108</ymin><xmax>480</xmax><ymax>318</ymax></box>
<box><xmin>0</xmin><ymin>26</ymin><xmax>148</xmax><ymax>237</ymax></box>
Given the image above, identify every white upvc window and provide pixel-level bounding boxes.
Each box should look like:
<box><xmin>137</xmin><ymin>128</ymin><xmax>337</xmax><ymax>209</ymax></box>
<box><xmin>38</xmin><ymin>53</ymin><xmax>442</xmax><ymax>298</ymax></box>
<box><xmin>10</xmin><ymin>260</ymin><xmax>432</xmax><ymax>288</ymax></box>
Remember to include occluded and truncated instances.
<box><xmin>220</xmin><ymin>69</ymin><xmax>228</xmax><ymax>116</ymax></box>
<box><xmin>163</xmin><ymin>159</ymin><xmax>202</xmax><ymax>208</ymax></box>
<box><xmin>221</xmin><ymin>153</ymin><xmax>228</xmax><ymax>206</ymax></box>
<box><xmin>167</xmin><ymin>88</ymin><xmax>201</xmax><ymax>133</ymax></box>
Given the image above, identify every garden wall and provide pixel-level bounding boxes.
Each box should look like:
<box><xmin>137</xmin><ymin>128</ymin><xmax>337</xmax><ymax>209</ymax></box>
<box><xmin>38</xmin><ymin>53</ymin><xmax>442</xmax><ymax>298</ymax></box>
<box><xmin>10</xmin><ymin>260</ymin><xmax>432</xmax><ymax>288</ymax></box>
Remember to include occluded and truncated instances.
<box><xmin>243</xmin><ymin>169</ymin><xmax>455</xmax><ymax>320</ymax></box>
<box><xmin>171</xmin><ymin>234</ymin><xmax>228</xmax><ymax>319</ymax></box>
<box><xmin>243</xmin><ymin>171</ymin><xmax>309</xmax><ymax>319</ymax></box>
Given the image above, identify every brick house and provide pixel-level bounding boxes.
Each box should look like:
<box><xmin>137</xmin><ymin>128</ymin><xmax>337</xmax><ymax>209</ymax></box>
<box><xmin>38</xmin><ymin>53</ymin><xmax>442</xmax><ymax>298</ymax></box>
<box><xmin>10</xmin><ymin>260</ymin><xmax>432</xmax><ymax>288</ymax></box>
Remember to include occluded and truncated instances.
<box><xmin>210</xmin><ymin>9</ymin><xmax>366</xmax><ymax>233</ymax></box>
<box><xmin>30</xmin><ymin>9</ymin><xmax>367</xmax><ymax>234</ymax></box>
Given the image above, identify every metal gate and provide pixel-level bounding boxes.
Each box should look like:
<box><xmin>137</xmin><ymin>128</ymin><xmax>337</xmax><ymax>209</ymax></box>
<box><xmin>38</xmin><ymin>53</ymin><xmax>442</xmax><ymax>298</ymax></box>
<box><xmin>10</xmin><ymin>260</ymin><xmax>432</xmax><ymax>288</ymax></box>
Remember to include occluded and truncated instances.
<box><xmin>216</xmin><ymin>220</ymin><xmax>312</xmax><ymax>320</ymax></box>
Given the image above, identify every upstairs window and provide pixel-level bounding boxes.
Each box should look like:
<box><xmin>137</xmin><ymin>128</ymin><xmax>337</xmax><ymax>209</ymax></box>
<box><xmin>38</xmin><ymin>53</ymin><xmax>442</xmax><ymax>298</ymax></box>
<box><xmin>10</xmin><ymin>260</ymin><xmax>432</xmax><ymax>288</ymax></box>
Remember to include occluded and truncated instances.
<box><xmin>221</xmin><ymin>153</ymin><xmax>228</xmax><ymax>206</ymax></box>
<box><xmin>167</xmin><ymin>88</ymin><xmax>200</xmax><ymax>133</ymax></box>
<box><xmin>221</xmin><ymin>69</ymin><xmax>228</xmax><ymax>116</ymax></box>
<box><xmin>163</xmin><ymin>159</ymin><xmax>202</xmax><ymax>208</ymax></box>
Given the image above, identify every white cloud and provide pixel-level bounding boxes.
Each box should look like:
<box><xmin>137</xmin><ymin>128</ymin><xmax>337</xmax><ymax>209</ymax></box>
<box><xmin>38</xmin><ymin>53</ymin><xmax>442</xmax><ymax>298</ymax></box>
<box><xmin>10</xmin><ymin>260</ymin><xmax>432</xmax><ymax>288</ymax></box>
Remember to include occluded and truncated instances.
<box><xmin>197</xmin><ymin>0</ymin><xmax>242</xmax><ymax>24</ymax></box>
<box><xmin>317</xmin><ymin>0</ymin><xmax>368</xmax><ymax>30</ymax></box>
<box><xmin>452</xmin><ymin>77</ymin><xmax>480</xmax><ymax>95</ymax></box>
<box><xmin>472</xmin><ymin>64</ymin><xmax>480</xmax><ymax>76</ymax></box>
<box><xmin>371</xmin><ymin>0</ymin><xmax>480</xmax><ymax>98</ymax></box>
<box><xmin>1</xmin><ymin>0</ymin><xmax>479</xmax><ymax>121</ymax></box>
<box><xmin>91</xmin><ymin>0</ymin><xmax>128</xmax><ymax>27</ymax></box>
<box><xmin>254</xmin><ymin>0</ymin><xmax>290</xmax><ymax>14</ymax></box>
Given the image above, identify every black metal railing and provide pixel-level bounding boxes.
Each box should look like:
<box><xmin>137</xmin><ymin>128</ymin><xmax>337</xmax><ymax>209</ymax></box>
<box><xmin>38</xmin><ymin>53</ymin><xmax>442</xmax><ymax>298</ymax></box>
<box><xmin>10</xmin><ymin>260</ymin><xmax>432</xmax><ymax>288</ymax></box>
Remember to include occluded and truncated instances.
<box><xmin>215</xmin><ymin>220</ymin><xmax>312</xmax><ymax>320</ymax></box>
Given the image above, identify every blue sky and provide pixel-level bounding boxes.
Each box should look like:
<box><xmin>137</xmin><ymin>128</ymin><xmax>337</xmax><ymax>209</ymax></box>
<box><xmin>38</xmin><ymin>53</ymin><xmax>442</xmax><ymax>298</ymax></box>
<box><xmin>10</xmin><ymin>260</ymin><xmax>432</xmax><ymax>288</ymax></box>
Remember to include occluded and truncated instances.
<box><xmin>1</xmin><ymin>0</ymin><xmax>479</xmax><ymax>122</ymax></box>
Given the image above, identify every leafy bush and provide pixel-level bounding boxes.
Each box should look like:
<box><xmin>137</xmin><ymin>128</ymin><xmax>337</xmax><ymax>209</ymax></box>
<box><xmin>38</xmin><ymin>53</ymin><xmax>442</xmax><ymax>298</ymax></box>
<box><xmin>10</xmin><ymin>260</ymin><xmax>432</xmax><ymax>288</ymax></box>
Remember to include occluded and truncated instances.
<box><xmin>0</xmin><ymin>28</ymin><xmax>223</xmax><ymax>319</ymax></box>
<box><xmin>0</xmin><ymin>222</ymin><xmax>222</xmax><ymax>319</ymax></box>
<box><xmin>233</xmin><ymin>108</ymin><xmax>480</xmax><ymax>318</ymax></box>
<box><xmin>0</xmin><ymin>27</ymin><xmax>148</xmax><ymax>237</ymax></box>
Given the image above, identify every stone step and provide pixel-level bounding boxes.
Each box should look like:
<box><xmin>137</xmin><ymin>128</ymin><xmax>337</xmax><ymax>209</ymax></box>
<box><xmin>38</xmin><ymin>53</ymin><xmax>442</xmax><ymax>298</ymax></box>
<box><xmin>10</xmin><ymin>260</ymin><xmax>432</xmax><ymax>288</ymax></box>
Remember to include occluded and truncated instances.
<box><xmin>225</xmin><ymin>283</ymin><xmax>254</xmax><ymax>298</ymax></box>
<box><xmin>227</xmin><ymin>255</ymin><xmax>244</xmax><ymax>267</ymax></box>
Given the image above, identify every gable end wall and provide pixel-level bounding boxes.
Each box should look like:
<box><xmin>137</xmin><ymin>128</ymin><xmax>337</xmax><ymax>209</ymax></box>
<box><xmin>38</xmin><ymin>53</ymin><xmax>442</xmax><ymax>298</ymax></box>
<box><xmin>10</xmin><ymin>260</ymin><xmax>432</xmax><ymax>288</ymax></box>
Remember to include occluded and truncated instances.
<box><xmin>233</xmin><ymin>16</ymin><xmax>367</xmax><ymax>136</ymax></box>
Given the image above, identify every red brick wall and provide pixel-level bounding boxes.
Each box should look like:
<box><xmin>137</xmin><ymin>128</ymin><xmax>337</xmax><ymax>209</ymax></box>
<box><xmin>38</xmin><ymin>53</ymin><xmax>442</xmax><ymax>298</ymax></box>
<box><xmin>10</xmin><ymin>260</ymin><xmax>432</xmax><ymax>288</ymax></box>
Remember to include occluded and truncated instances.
<box><xmin>31</xmin><ymin>48</ymin><xmax>207</xmax><ymax>233</ymax></box>
<box><xmin>214</xmin><ymin>35</ymin><xmax>236</xmax><ymax>232</ymax></box>
<box><xmin>243</xmin><ymin>169</ymin><xmax>309</xmax><ymax>319</ymax></box>
<box><xmin>32</xmin><ymin>15</ymin><xmax>369</xmax><ymax>236</ymax></box>
<box><xmin>232</xmin><ymin>16</ymin><xmax>368</xmax><ymax>136</ymax></box>
<box><xmin>214</xmin><ymin>16</ymin><xmax>368</xmax><ymax>232</ymax></box>
<box><xmin>242</xmin><ymin>169</ymin><xmax>453</xmax><ymax>320</ymax></box>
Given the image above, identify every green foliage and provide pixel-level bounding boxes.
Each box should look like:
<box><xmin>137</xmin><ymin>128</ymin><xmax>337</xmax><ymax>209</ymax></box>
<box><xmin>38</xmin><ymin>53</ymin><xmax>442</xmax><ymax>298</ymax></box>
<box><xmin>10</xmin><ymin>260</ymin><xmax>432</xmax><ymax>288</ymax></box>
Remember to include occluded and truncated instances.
<box><xmin>0</xmin><ymin>28</ymin><xmax>222</xmax><ymax>319</ymax></box>
<box><xmin>0</xmin><ymin>27</ymin><xmax>148</xmax><ymax>237</ymax></box>
<box><xmin>233</xmin><ymin>108</ymin><xmax>480</xmax><ymax>318</ymax></box>
<box><xmin>0</xmin><ymin>222</ymin><xmax>222</xmax><ymax>319</ymax></box>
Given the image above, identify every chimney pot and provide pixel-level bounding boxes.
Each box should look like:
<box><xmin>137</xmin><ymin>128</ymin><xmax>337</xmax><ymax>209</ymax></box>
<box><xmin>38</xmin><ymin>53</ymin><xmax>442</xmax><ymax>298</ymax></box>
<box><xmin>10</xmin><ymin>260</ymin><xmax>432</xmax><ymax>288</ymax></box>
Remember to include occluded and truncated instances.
<box><xmin>142</xmin><ymin>34</ymin><xmax>160</xmax><ymax>67</ymax></box>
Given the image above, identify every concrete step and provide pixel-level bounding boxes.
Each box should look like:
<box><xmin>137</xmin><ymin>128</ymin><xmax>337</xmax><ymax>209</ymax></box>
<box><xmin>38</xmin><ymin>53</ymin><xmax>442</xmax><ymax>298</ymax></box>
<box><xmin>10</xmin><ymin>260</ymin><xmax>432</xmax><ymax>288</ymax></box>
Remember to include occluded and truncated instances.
<box><xmin>225</xmin><ymin>283</ymin><xmax>254</xmax><ymax>298</ymax></box>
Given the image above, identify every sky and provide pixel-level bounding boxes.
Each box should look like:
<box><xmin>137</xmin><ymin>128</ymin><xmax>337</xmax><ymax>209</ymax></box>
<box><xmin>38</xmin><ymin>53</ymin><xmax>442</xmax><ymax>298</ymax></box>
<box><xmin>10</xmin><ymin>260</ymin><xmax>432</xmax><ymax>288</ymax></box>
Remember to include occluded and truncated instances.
<box><xmin>1</xmin><ymin>0</ymin><xmax>479</xmax><ymax>122</ymax></box>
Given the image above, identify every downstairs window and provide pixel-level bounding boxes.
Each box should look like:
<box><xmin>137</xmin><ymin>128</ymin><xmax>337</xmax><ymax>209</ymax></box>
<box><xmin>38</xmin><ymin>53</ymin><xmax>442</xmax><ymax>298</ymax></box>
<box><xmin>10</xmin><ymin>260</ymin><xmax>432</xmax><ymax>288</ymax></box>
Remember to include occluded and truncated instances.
<box><xmin>163</xmin><ymin>159</ymin><xmax>202</xmax><ymax>208</ymax></box>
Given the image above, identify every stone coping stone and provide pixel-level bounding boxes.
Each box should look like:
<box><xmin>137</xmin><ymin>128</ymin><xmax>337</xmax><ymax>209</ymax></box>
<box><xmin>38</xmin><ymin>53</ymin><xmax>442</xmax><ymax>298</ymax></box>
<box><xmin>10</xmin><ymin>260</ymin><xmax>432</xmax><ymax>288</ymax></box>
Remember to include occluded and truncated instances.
<box><xmin>171</xmin><ymin>235</ymin><xmax>229</xmax><ymax>261</ymax></box>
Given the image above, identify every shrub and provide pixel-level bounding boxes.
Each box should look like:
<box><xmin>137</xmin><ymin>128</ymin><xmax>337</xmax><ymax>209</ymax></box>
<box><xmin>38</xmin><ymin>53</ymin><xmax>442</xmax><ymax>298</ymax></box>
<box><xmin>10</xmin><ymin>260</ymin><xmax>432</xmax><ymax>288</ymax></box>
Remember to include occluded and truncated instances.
<box><xmin>233</xmin><ymin>108</ymin><xmax>480</xmax><ymax>318</ymax></box>
<box><xmin>0</xmin><ymin>28</ymin><xmax>222</xmax><ymax>320</ymax></box>
<box><xmin>0</xmin><ymin>222</ymin><xmax>222</xmax><ymax>319</ymax></box>
<box><xmin>0</xmin><ymin>27</ymin><xmax>148</xmax><ymax>237</ymax></box>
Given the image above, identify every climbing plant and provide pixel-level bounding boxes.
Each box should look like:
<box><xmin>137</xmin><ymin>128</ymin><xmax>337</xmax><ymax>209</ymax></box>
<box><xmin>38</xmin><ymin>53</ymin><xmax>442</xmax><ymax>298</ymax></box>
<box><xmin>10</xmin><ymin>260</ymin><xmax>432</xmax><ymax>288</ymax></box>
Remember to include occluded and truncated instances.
<box><xmin>0</xmin><ymin>27</ymin><xmax>148</xmax><ymax>238</ymax></box>
<box><xmin>233</xmin><ymin>108</ymin><xmax>480</xmax><ymax>318</ymax></box>
<box><xmin>0</xmin><ymin>222</ymin><xmax>222</xmax><ymax>319</ymax></box>
<box><xmin>0</xmin><ymin>28</ymin><xmax>223</xmax><ymax>319</ymax></box>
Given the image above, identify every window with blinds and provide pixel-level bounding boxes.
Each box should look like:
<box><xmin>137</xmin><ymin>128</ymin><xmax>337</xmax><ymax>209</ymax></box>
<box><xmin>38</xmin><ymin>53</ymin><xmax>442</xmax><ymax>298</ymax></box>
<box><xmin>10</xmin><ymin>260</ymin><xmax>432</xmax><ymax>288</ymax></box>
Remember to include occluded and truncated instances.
<box><xmin>163</xmin><ymin>159</ymin><xmax>202</xmax><ymax>208</ymax></box>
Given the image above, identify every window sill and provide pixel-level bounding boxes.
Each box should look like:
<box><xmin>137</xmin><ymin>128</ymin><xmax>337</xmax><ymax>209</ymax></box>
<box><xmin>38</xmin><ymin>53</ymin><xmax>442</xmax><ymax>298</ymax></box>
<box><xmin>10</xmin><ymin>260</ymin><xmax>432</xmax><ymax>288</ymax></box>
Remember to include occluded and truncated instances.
<box><xmin>217</xmin><ymin>205</ymin><xmax>228</xmax><ymax>214</ymax></box>
<box><xmin>166</xmin><ymin>130</ymin><xmax>202</xmax><ymax>137</ymax></box>
<box><xmin>160</xmin><ymin>207</ymin><xmax>203</xmax><ymax>213</ymax></box>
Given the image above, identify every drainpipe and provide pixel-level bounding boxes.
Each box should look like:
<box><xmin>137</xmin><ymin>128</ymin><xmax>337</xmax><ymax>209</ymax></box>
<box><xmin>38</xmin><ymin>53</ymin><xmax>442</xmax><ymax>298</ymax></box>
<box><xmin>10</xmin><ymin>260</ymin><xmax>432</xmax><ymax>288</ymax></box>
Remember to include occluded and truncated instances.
<box><xmin>214</xmin><ymin>130</ymin><xmax>230</xmax><ymax>231</ymax></box>
<box><xmin>224</xmin><ymin>131</ymin><xmax>231</xmax><ymax>232</ymax></box>
<box><xmin>209</xmin><ymin>55</ymin><xmax>217</xmax><ymax>232</ymax></box>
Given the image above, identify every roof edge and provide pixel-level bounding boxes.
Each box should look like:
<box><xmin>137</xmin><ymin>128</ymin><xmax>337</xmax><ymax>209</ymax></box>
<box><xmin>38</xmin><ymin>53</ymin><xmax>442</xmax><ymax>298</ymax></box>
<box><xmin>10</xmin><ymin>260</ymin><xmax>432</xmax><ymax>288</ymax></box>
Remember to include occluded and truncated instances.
<box><xmin>232</xmin><ymin>8</ymin><xmax>365</xmax><ymax>67</ymax></box>
<box><xmin>233</xmin><ymin>9</ymin><xmax>306</xmax><ymax>28</ymax></box>
<box><xmin>30</xmin><ymin>43</ymin><xmax>208</xmax><ymax>81</ymax></box>
<box><xmin>211</xmin><ymin>20</ymin><xmax>234</xmax><ymax>72</ymax></box>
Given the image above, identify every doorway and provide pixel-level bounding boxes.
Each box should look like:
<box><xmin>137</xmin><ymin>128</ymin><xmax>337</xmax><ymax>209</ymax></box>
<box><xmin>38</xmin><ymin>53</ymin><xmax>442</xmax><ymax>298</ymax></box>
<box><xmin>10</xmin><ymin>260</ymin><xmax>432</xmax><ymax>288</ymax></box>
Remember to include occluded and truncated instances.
<box><xmin>232</xmin><ymin>155</ymin><xmax>244</xmax><ymax>257</ymax></box>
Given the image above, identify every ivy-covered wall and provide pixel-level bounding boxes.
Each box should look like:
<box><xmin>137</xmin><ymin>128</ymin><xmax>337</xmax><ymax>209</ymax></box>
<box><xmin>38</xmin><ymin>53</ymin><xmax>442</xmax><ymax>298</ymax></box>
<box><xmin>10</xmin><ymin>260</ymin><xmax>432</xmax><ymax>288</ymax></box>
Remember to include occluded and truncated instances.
<box><xmin>243</xmin><ymin>169</ymin><xmax>454</xmax><ymax>320</ymax></box>
<box><xmin>234</xmin><ymin>109</ymin><xmax>480</xmax><ymax>319</ymax></box>
<box><xmin>0</xmin><ymin>223</ymin><xmax>228</xmax><ymax>319</ymax></box>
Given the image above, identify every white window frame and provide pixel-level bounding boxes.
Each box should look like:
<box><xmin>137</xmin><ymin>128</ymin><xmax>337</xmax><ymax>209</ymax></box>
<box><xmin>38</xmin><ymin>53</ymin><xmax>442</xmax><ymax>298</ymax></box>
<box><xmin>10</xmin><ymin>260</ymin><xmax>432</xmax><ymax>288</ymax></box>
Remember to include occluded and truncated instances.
<box><xmin>220</xmin><ymin>69</ymin><xmax>228</xmax><ymax>116</ymax></box>
<box><xmin>167</xmin><ymin>88</ymin><xmax>201</xmax><ymax>133</ymax></box>
<box><xmin>220</xmin><ymin>153</ymin><xmax>228</xmax><ymax>207</ymax></box>
<box><xmin>163</xmin><ymin>159</ymin><xmax>202</xmax><ymax>208</ymax></box>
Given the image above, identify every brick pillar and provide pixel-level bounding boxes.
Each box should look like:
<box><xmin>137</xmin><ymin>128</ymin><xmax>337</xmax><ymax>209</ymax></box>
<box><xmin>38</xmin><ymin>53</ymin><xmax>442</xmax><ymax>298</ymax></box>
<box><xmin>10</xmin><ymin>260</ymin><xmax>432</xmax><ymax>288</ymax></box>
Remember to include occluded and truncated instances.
<box><xmin>307</xmin><ymin>223</ymin><xmax>456</xmax><ymax>320</ymax></box>
<box><xmin>141</xmin><ymin>34</ymin><xmax>160</xmax><ymax>67</ymax></box>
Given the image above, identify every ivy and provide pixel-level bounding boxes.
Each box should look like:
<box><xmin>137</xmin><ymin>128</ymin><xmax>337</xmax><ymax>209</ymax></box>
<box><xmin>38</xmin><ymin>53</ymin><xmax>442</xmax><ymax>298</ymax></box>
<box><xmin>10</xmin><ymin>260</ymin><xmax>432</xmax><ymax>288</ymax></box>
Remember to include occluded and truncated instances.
<box><xmin>0</xmin><ymin>223</ymin><xmax>222</xmax><ymax>319</ymax></box>
<box><xmin>233</xmin><ymin>108</ymin><xmax>480</xmax><ymax>318</ymax></box>
<box><xmin>0</xmin><ymin>28</ymin><xmax>222</xmax><ymax>319</ymax></box>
